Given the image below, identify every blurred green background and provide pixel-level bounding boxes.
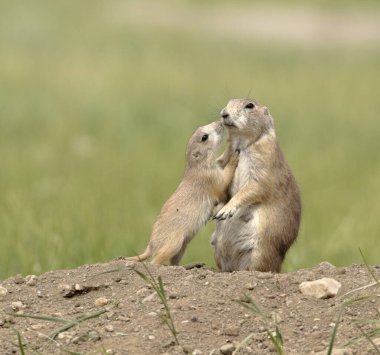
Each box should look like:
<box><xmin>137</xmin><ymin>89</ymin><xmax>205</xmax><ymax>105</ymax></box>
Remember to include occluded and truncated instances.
<box><xmin>1</xmin><ymin>0</ymin><xmax>379</xmax><ymax>279</ymax></box>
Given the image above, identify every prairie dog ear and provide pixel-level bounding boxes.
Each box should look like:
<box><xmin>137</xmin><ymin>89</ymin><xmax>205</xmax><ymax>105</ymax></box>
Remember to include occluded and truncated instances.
<box><xmin>263</xmin><ymin>107</ymin><xmax>270</xmax><ymax>116</ymax></box>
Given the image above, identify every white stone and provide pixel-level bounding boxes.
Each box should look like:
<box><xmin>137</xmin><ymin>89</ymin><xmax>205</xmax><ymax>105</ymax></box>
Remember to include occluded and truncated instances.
<box><xmin>299</xmin><ymin>278</ymin><xmax>341</xmax><ymax>299</ymax></box>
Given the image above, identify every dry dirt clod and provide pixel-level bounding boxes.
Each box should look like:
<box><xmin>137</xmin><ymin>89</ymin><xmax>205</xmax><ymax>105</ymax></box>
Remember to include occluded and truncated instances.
<box><xmin>13</xmin><ymin>274</ymin><xmax>25</xmax><ymax>284</ymax></box>
<box><xmin>244</xmin><ymin>282</ymin><xmax>256</xmax><ymax>290</ymax></box>
<box><xmin>11</xmin><ymin>301</ymin><xmax>24</xmax><ymax>310</ymax></box>
<box><xmin>58</xmin><ymin>331</ymin><xmax>76</xmax><ymax>343</ymax></box>
<box><xmin>125</xmin><ymin>261</ymin><xmax>135</xmax><ymax>269</ymax></box>
<box><xmin>299</xmin><ymin>278</ymin><xmax>341</xmax><ymax>299</ymax></box>
<box><xmin>220</xmin><ymin>343</ymin><xmax>236</xmax><ymax>354</ymax></box>
<box><xmin>142</xmin><ymin>292</ymin><xmax>156</xmax><ymax>303</ymax></box>
<box><xmin>25</xmin><ymin>275</ymin><xmax>38</xmax><ymax>286</ymax></box>
<box><xmin>317</xmin><ymin>261</ymin><xmax>336</xmax><ymax>271</ymax></box>
<box><xmin>105</xmin><ymin>325</ymin><xmax>114</xmax><ymax>332</ymax></box>
<box><xmin>182</xmin><ymin>345</ymin><xmax>192</xmax><ymax>353</ymax></box>
<box><xmin>223</xmin><ymin>325</ymin><xmax>240</xmax><ymax>336</ymax></box>
<box><xmin>256</xmin><ymin>272</ymin><xmax>273</xmax><ymax>279</ymax></box>
<box><xmin>88</xmin><ymin>330</ymin><xmax>101</xmax><ymax>341</ymax></box>
<box><xmin>0</xmin><ymin>286</ymin><xmax>7</xmax><ymax>296</ymax></box>
<box><xmin>95</xmin><ymin>297</ymin><xmax>109</xmax><ymax>307</ymax></box>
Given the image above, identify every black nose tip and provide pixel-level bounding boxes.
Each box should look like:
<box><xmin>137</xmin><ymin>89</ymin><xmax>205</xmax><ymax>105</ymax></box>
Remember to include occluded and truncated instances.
<box><xmin>221</xmin><ymin>112</ymin><xmax>229</xmax><ymax>119</ymax></box>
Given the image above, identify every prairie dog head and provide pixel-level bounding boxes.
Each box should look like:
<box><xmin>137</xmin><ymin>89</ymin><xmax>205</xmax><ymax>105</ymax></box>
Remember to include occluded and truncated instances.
<box><xmin>186</xmin><ymin>121</ymin><xmax>224</xmax><ymax>168</ymax></box>
<box><xmin>220</xmin><ymin>98</ymin><xmax>274</xmax><ymax>141</ymax></box>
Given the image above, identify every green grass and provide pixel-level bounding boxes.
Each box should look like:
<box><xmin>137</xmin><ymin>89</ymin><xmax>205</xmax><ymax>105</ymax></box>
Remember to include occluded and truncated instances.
<box><xmin>0</xmin><ymin>1</ymin><xmax>379</xmax><ymax>279</ymax></box>
<box><xmin>237</xmin><ymin>294</ymin><xmax>284</xmax><ymax>354</ymax></box>
<box><xmin>135</xmin><ymin>263</ymin><xmax>179</xmax><ymax>345</ymax></box>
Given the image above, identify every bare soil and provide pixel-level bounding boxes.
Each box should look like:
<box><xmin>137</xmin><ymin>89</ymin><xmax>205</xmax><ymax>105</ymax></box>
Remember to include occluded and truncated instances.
<box><xmin>0</xmin><ymin>260</ymin><xmax>379</xmax><ymax>355</ymax></box>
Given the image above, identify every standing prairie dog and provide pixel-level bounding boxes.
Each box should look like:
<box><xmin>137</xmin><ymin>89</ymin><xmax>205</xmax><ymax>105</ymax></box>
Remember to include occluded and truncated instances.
<box><xmin>127</xmin><ymin>121</ymin><xmax>239</xmax><ymax>266</ymax></box>
<box><xmin>212</xmin><ymin>98</ymin><xmax>301</xmax><ymax>272</ymax></box>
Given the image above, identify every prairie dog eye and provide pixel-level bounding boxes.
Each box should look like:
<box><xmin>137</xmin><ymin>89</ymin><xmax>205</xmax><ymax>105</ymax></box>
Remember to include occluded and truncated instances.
<box><xmin>245</xmin><ymin>102</ymin><xmax>255</xmax><ymax>109</ymax></box>
<box><xmin>201</xmin><ymin>134</ymin><xmax>208</xmax><ymax>142</ymax></box>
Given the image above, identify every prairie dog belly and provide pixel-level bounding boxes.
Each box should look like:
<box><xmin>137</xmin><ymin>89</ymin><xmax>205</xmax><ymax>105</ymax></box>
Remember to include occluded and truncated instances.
<box><xmin>212</xmin><ymin>149</ymin><xmax>261</xmax><ymax>271</ymax></box>
<box><xmin>230</xmin><ymin>150</ymin><xmax>253</xmax><ymax>195</ymax></box>
<box><xmin>212</xmin><ymin>204</ymin><xmax>260</xmax><ymax>271</ymax></box>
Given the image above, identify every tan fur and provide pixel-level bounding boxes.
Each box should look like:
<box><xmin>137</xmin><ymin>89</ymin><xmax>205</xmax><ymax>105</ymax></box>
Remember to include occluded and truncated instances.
<box><xmin>212</xmin><ymin>99</ymin><xmax>301</xmax><ymax>273</ymax></box>
<box><xmin>127</xmin><ymin>121</ymin><xmax>238</xmax><ymax>266</ymax></box>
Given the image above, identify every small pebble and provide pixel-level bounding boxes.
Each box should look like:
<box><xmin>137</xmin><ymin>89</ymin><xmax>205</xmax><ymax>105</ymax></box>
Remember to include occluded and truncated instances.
<box><xmin>220</xmin><ymin>343</ymin><xmax>236</xmax><ymax>355</ymax></box>
<box><xmin>11</xmin><ymin>301</ymin><xmax>24</xmax><ymax>310</ymax></box>
<box><xmin>74</xmin><ymin>284</ymin><xmax>84</xmax><ymax>291</ymax></box>
<box><xmin>95</xmin><ymin>297</ymin><xmax>109</xmax><ymax>307</ymax></box>
<box><xmin>105</xmin><ymin>325</ymin><xmax>114</xmax><ymax>332</ymax></box>
<box><xmin>245</xmin><ymin>283</ymin><xmax>256</xmax><ymax>290</ymax></box>
<box><xmin>182</xmin><ymin>346</ymin><xmax>192</xmax><ymax>354</ymax></box>
<box><xmin>88</xmin><ymin>330</ymin><xmax>101</xmax><ymax>341</ymax></box>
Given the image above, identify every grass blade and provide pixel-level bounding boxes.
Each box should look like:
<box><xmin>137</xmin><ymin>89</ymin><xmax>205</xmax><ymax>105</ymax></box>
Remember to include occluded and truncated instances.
<box><xmin>359</xmin><ymin>247</ymin><xmax>380</xmax><ymax>287</ymax></box>
<box><xmin>134</xmin><ymin>263</ymin><xmax>179</xmax><ymax>345</ymax></box>
<box><xmin>236</xmin><ymin>294</ymin><xmax>283</xmax><ymax>355</ymax></box>
<box><xmin>11</xmin><ymin>313</ymin><xmax>69</xmax><ymax>323</ymax></box>
<box><xmin>357</xmin><ymin>325</ymin><xmax>380</xmax><ymax>354</ymax></box>
<box><xmin>327</xmin><ymin>297</ymin><xmax>368</xmax><ymax>355</ymax></box>
<box><xmin>16</xmin><ymin>331</ymin><xmax>26</xmax><ymax>355</ymax></box>
<box><xmin>346</xmin><ymin>328</ymin><xmax>380</xmax><ymax>346</ymax></box>
<box><xmin>49</xmin><ymin>309</ymin><xmax>106</xmax><ymax>339</ymax></box>
<box><xmin>232</xmin><ymin>333</ymin><xmax>254</xmax><ymax>354</ymax></box>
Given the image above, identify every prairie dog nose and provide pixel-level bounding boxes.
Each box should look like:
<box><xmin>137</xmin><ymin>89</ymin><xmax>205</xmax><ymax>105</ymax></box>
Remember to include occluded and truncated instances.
<box><xmin>221</xmin><ymin>109</ymin><xmax>229</xmax><ymax>119</ymax></box>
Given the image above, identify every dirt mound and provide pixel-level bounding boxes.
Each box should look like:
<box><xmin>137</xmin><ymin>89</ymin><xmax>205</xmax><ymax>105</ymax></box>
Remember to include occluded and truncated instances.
<box><xmin>0</xmin><ymin>260</ymin><xmax>379</xmax><ymax>354</ymax></box>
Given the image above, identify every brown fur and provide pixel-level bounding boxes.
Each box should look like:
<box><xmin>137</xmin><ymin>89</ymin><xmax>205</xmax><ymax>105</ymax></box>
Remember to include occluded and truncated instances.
<box><xmin>212</xmin><ymin>99</ymin><xmax>301</xmax><ymax>273</ymax></box>
<box><xmin>127</xmin><ymin>121</ymin><xmax>238</xmax><ymax>266</ymax></box>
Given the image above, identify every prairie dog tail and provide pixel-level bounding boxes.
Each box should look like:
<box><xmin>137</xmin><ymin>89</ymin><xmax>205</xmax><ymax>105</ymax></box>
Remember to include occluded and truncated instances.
<box><xmin>125</xmin><ymin>247</ymin><xmax>151</xmax><ymax>262</ymax></box>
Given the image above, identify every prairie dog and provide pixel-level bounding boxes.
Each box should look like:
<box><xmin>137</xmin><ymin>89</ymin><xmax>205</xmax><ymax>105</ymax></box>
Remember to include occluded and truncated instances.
<box><xmin>127</xmin><ymin>121</ymin><xmax>238</xmax><ymax>266</ymax></box>
<box><xmin>212</xmin><ymin>98</ymin><xmax>301</xmax><ymax>272</ymax></box>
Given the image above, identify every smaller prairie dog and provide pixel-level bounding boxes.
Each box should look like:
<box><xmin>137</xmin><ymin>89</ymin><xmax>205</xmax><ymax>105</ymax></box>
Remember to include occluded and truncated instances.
<box><xmin>127</xmin><ymin>121</ymin><xmax>238</xmax><ymax>266</ymax></box>
<box><xmin>212</xmin><ymin>98</ymin><xmax>301</xmax><ymax>273</ymax></box>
